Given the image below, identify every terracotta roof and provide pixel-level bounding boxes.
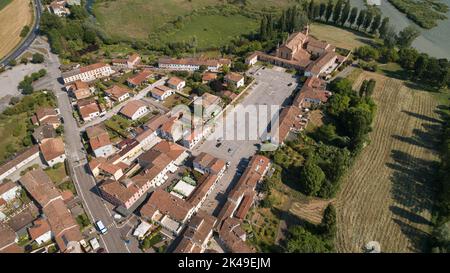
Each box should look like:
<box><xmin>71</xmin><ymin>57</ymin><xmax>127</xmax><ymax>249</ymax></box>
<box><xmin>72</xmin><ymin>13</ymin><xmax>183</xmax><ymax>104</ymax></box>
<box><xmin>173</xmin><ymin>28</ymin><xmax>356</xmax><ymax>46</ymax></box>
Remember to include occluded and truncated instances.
<box><xmin>306</xmin><ymin>51</ymin><xmax>338</xmax><ymax>75</ymax></box>
<box><xmin>119</xmin><ymin>100</ymin><xmax>147</xmax><ymax>119</ymax></box>
<box><xmin>28</xmin><ymin>218</ymin><xmax>51</xmax><ymax>241</ymax></box>
<box><xmin>225</xmin><ymin>72</ymin><xmax>244</xmax><ymax>83</ymax></box>
<box><xmin>35</xmin><ymin>107</ymin><xmax>57</xmax><ymax>122</ymax></box>
<box><xmin>140</xmin><ymin>189</ymin><xmax>194</xmax><ymax>223</ymax></box>
<box><xmin>135</xmin><ymin>128</ymin><xmax>155</xmax><ymax>143</ymax></box>
<box><xmin>187</xmin><ymin>174</ymin><xmax>217</xmax><ymax>208</ymax></box>
<box><xmin>277</xmin><ymin>106</ymin><xmax>304</xmax><ymax>142</ymax></box>
<box><xmin>174</xmin><ymin>210</ymin><xmax>216</xmax><ymax>253</ymax></box>
<box><xmin>79</xmin><ymin>101</ymin><xmax>100</xmax><ymax>119</ymax></box>
<box><xmin>145</xmin><ymin>114</ymin><xmax>171</xmax><ymax>131</ymax></box>
<box><xmin>73</xmin><ymin>80</ymin><xmax>89</xmax><ymax>90</ymax></box>
<box><xmin>0</xmin><ymin>224</ymin><xmax>19</xmax><ymax>253</ymax></box>
<box><xmin>234</xmin><ymin>192</ymin><xmax>255</xmax><ymax>219</ymax></box>
<box><xmin>151</xmin><ymin>140</ymin><xmax>186</xmax><ymax>161</ymax></box>
<box><xmin>218</xmin><ymin>218</ymin><xmax>253</xmax><ymax>253</ymax></box>
<box><xmin>127</xmin><ymin>70</ymin><xmax>152</xmax><ymax>86</ymax></box>
<box><xmin>0</xmin><ymin>180</ymin><xmax>19</xmax><ymax>196</ymax></box>
<box><xmin>79</xmin><ymin>63</ymin><xmax>109</xmax><ymax>73</ymax></box>
<box><xmin>202</xmin><ymin>72</ymin><xmax>217</xmax><ymax>82</ymax></box>
<box><xmin>151</xmin><ymin>85</ymin><xmax>172</xmax><ymax>97</ymax></box>
<box><xmin>105</xmin><ymin>85</ymin><xmax>130</xmax><ymax>100</ymax></box>
<box><xmin>39</xmin><ymin>138</ymin><xmax>65</xmax><ymax>162</ymax></box>
<box><xmin>89</xmin><ymin>133</ymin><xmax>111</xmax><ymax>151</ymax></box>
<box><xmin>19</xmin><ymin>169</ymin><xmax>61</xmax><ymax>208</ymax></box>
<box><xmin>200</xmin><ymin>92</ymin><xmax>221</xmax><ymax>108</ymax></box>
<box><xmin>307</xmin><ymin>37</ymin><xmax>331</xmax><ymax>50</ymax></box>
<box><xmin>0</xmin><ymin>145</ymin><xmax>39</xmax><ymax>176</ymax></box>
<box><xmin>193</xmin><ymin>152</ymin><xmax>226</xmax><ymax>175</ymax></box>
<box><xmin>221</xmin><ymin>90</ymin><xmax>237</xmax><ymax>100</ymax></box>
<box><xmin>128</xmin><ymin>53</ymin><xmax>140</xmax><ymax>64</ymax></box>
<box><xmin>283</xmin><ymin>31</ymin><xmax>308</xmax><ymax>51</ymax></box>
<box><xmin>86</xmin><ymin>124</ymin><xmax>108</xmax><ymax>139</ymax></box>
<box><xmin>293</xmin><ymin>77</ymin><xmax>329</xmax><ymax>106</ymax></box>
<box><xmin>43</xmin><ymin>198</ymin><xmax>82</xmax><ymax>252</ymax></box>
<box><xmin>167</xmin><ymin>77</ymin><xmax>185</xmax><ymax>87</ymax></box>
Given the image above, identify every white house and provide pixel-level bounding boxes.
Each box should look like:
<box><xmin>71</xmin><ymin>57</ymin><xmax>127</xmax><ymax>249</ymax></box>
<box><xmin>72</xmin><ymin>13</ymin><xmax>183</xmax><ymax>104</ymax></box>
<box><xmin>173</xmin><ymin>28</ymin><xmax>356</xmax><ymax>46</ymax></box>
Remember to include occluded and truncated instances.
<box><xmin>166</xmin><ymin>77</ymin><xmax>186</xmax><ymax>91</ymax></box>
<box><xmin>151</xmin><ymin>85</ymin><xmax>174</xmax><ymax>101</ymax></box>
<box><xmin>39</xmin><ymin>138</ymin><xmax>66</xmax><ymax>167</ymax></box>
<box><xmin>0</xmin><ymin>181</ymin><xmax>21</xmax><ymax>203</ymax></box>
<box><xmin>119</xmin><ymin>100</ymin><xmax>149</xmax><ymax>121</ymax></box>
<box><xmin>225</xmin><ymin>72</ymin><xmax>245</xmax><ymax>88</ymax></box>
<box><xmin>86</xmin><ymin>126</ymin><xmax>115</xmax><ymax>158</ymax></box>
<box><xmin>62</xmin><ymin>63</ymin><xmax>114</xmax><ymax>84</ymax></box>
<box><xmin>28</xmin><ymin>219</ymin><xmax>52</xmax><ymax>246</ymax></box>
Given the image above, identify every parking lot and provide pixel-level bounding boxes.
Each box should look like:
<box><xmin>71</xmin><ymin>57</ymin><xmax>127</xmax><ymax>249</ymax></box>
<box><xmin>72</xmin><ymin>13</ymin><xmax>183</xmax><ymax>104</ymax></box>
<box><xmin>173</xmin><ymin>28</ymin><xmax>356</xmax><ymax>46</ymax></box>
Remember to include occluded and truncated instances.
<box><xmin>192</xmin><ymin>65</ymin><xmax>299</xmax><ymax>215</ymax></box>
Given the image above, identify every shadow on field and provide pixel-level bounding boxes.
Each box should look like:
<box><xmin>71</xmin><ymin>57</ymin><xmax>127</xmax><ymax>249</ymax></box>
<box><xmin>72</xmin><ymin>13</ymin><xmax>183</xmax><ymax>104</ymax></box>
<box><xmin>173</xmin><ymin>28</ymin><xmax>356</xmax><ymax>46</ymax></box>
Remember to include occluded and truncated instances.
<box><xmin>386</xmin><ymin>150</ymin><xmax>438</xmax><ymax>251</ymax></box>
<box><xmin>392</xmin><ymin>218</ymin><xmax>431</xmax><ymax>252</ymax></box>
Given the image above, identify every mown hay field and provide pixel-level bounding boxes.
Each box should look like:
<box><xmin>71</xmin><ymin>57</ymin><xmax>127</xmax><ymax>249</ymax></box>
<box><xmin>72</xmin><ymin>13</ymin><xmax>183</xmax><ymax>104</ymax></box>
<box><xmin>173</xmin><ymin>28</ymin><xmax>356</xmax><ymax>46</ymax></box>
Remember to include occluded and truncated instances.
<box><xmin>0</xmin><ymin>0</ymin><xmax>33</xmax><ymax>59</ymax></box>
<box><xmin>335</xmin><ymin>72</ymin><xmax>441</xmax><ymax>252</ymax></box>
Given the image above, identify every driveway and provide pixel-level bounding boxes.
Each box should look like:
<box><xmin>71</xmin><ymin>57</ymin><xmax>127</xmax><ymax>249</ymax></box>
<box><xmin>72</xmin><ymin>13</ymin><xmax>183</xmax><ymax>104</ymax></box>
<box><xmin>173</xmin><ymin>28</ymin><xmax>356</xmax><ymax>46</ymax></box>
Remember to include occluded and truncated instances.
<box><xmin>192</xmin><ymin>66</ymin><xmax>299</xmax><ymax>215</ymax></box>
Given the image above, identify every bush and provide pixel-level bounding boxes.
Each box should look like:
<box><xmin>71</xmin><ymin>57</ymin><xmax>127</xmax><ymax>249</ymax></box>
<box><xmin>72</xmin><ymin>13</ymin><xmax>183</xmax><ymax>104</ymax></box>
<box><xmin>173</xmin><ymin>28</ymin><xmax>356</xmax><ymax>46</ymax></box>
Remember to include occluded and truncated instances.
<box><xmin>31</xmin><ymin>53</ymin><xmax>45</xmax><ymax>64</ymax></box>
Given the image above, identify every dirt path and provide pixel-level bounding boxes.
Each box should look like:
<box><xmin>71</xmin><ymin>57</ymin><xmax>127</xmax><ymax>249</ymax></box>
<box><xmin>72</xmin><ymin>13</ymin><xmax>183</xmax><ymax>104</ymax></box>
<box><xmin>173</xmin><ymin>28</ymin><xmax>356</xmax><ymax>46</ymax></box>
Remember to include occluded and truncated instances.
<box><xmin>335</xmin><ymin>72</ymin><xmax>441</xmax><ymax>252</ymax></box>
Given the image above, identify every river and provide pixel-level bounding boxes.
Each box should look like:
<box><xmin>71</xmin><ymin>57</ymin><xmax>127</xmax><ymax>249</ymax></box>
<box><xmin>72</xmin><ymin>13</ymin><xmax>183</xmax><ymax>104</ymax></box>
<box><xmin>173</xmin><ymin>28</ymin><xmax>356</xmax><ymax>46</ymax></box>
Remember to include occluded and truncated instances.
<box><xmin>350</xmin><ymin>0</ymin><xmax>450</xmax><ymax>59</ymax></box>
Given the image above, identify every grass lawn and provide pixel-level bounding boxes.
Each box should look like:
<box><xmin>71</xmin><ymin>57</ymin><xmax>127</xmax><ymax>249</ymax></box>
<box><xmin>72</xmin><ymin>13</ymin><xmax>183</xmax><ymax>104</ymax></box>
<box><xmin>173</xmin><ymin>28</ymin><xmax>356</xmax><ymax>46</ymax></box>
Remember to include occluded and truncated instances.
<box><xmin>161</xmin><ymin>14</ymin><xmax>259</xmax><ymax>49</ymax></box>
<box><xmin>309</xmin><ymin>23</ymin><xmax>373</xmax><ymax>50</ymax></box>
<box><xmin>44</xmin><ymin>163</ymin><xmax>68</xmax><ymax>184</ymax></box>
<box><xmin>104</xmin><ymin>115</ymin><xmax>132</xmax><ymax>138</ymax></box>
<box><xmin>162</xmin><ymin>94</ymin><xmax>191</xmax><ymax>108</ymax></box>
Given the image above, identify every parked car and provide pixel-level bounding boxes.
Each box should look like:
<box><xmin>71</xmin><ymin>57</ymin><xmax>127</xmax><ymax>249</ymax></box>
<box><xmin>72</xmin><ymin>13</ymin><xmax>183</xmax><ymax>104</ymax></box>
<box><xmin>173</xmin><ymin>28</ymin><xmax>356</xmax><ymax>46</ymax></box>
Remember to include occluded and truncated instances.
<box><xmin>216</xmin><ymin>142</ymin><xmax>222</xmax><ymax>148</ymax></box>
<box><xmin>89</xmin><ymin>238</ymin><xmax>100</xmax><ymax>251</ymax></box>
<box><xmin>95</xmin><ymin>220</ymin><xmax>108</xmax><ymax>235</ymax></box>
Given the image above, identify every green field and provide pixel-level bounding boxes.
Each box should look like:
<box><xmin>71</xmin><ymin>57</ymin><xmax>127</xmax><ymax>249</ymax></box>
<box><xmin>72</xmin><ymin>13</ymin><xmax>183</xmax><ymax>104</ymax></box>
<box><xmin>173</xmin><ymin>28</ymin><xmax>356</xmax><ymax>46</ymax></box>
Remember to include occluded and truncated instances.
<box><xmin>161</xmin><ymin>14</ymin><xmax>259</xmax><ymax>49</ymax></box>
<box><xmin>93</xmin><ymin>0</ymin><xmax>296</xmax><ymax>40</ymax></box>
<box><xmin>0</xmin><ymin>0</ymin><xmax>12</xmax><ymax>11</ymax></box>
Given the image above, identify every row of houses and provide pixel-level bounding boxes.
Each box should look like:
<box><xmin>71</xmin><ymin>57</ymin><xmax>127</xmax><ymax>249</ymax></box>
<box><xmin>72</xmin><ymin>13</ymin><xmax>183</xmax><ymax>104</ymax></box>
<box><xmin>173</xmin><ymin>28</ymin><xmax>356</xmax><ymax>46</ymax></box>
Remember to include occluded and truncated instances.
<box><xmin>158</xmin><ymin>57</ymin><xmax>231</xmax><ymax>72</ymax></box>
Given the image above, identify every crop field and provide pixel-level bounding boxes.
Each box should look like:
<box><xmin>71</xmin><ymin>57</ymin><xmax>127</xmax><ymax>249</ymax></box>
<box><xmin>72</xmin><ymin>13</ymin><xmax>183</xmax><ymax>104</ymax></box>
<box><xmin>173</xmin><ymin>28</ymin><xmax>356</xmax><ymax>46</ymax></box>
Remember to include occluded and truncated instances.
<box><xmin>310</xmin><ymin>23</ymin><xmax>373</xmax><ymax>50</ymax></box>
<box><xmin>335</xmin><ymin>72</ymin><xmax>441</xmax><ymax>252</ymax></box>
<box><xmin>93</xmin><ymin>0</ymin><xmax>296</xmax><ymax>40</ymax></box>
<box><xmin>0</xmin><ymin>0</ymin><xmax>33</xmax><ymax>59</ymax></box>
<box><xmin>160</xmin><ymin>14</ymin><xmax>259</xmax><ymax>49</ymax></box>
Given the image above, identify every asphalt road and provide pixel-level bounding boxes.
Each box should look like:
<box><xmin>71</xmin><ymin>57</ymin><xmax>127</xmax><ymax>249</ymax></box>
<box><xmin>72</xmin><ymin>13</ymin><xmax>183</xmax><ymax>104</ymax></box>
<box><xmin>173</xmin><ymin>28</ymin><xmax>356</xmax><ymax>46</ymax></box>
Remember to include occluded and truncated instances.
<box><xmin>0</xmin><ymin>0</ymin><xmax>42</xmax><ymax>66</ymax></box>
<box><xmin>45</xmin><ymin>43</ymin><xmax>130</xmax><ymax>253</ymax></box>
<box><xmin>192</xmin><ymin>66</ymin><xmax>299</xmax><ymax>215</ymax></box>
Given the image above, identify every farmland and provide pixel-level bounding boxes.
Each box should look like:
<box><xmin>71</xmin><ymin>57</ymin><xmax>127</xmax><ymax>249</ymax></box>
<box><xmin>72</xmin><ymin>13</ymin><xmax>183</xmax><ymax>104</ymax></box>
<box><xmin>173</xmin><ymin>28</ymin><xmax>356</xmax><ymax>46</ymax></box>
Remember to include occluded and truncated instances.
<box><xmin>335</xmin><ymin>71</ymin><xmax>441</xmax><ymax>252</ymax></box>
<box><xmin>309</xmin><ymin>23</ymin><xmax>373</xmax><ymax>51</ymax></box>
<box><xmin>0</xmin><ymin>0</ymin><xmax>33</xmax><ymax>59</ymax></box>
<box><xmin>92</xmin><ymin>0</ymin><xmax>296</xmax><ymax>41</ymax></box>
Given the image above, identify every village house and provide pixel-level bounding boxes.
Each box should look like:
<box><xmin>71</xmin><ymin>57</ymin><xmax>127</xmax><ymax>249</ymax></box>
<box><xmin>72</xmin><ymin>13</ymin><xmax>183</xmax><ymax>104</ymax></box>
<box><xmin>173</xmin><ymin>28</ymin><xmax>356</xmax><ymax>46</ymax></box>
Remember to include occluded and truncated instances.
<box><xmin>245</xmin><ymin>52</ymin><xmax>259</xmax><ymax>66</ymax></box>
<box><xmin>32</xmin><ymin>124</ymin><xmax>57</xmax><ymax>144</ymax></box>
<box><xmin>65</xmin><ymin>80</ymin><xmax>92</xmax><ymax>100</ymax></box>
<box><xmin>0</xmin><ymin>224</ymin><xmax>21</xmax><ymax>253</ymax></box>
<box><xmin>140</xmin><ymin>189</ymin><xmax>195</xmax><ymax>236</ymax></box>
<box><xmin>104</xmin><ymin>85</ymin><xmax>131</xmax><ymax>103</ymax></box>
<box><xmin>187</xmin><ymin>173</ymin><xmax>222</xmax><ymax>212</ymax></box>
<box><xmin>217</xmin><ymin>217</ymin><xmax>254</xmax><ymax>253</ymax></box>
<box><xmin>0</xmin><ymin>145</ymin><xmax>40</xmax><ymax>182</ymax></box>
<box><xmin>193</xmin><ymin>92</ymin><xmax>223</xmax><ymax>119</ymax></box>
<box><xmin>111</xmin><ymin>53</ymin><xmax>141</xmax><ymax>70</ymax></box>
<box><xmin>32</xmin><ymin>107</ymin><xmax>61</xmax><ymax>129</ymax></box>
<box><xmin>28</xmin><ymin>218</ymin><xmax>52</xmax><ymax>246</ymax></box>
<box><xmin>158</xmin><ymin>57</ymin><xmax>231</xmax><ymax>72</ymax></box>
<box><xmin>193</xmin><ymin>152</ymin><xmax>226</xmax><ymax>176</ymax></box>
<box><xmin>48</xmin><ymin>1</ymin><xmax>70</xmax><ymax>17</ymax></box>
<box><xmin>173</xmin><ymin>210</ymin><xmax>217</xmax><ymax>253</ymax></box>
<box><xmin>224</xmin><ymin>72</ymin><xmax>245</xmax><ymax>88</ymax></box>
<box><xmin>202</xmin><ymin>72</ymin><xmax>217</xmax><ymax>84</ymax></box>
<box><xmin>0</xmin><ymin>181</ymin><xmax>22</xmax><ymax>206</ymax></box>
<box><xmin>127</xmin><ymin>70</ymin><xmax>152</xmax><ymax>88</ymax></box>
<box><xmin>293</xmin><ymin>76</ymin><xmax>331</xmax><ymax>106</ymax></box>
<box><xmin>119</xmin><ymin>100</ymin><xmax>149</xmax><ymax>120</ymax></box>
<box><xmin>151</xmin><ymin>85</ymin><xmax>174</xmax><ymax>101</ymax></box>
<box><xmin>39</xmin><ymin>138</ymin><xmax>66</xmax><ymax>167</ymax></box>
<box><xmin>62</xmin><ymin>63</ymin><xmax>114</xmax><ymax>84</ymax></box>
<box><xmin>78</xmin><ymin>99</ymin><xmax>102</xmax><ymax>122</ymax></box>
<box><xmin>86</xmin><ymin>125</ymin><xmax>115</xmax><ymax>158</ymax></box>
<box><xmin>19</xmin><ymin>169</ymin><xmax>82</xmax><ymax>252</ymax></box>
<box><xmin>89</xmin><ymin>157</ymin><xmax>126</xmax><ymax>181</ymax></box>
<box><xmin>166</xmin><ymin>77</ymin><xmax>186</xmax><ymax>91</ymax></box>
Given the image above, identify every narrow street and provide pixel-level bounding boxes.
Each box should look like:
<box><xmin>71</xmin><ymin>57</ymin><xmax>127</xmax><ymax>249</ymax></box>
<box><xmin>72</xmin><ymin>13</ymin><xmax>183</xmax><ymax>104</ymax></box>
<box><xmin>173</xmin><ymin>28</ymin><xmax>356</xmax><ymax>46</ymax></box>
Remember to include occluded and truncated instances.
<box><xmin>44</xmin><ymin>41</ymin><xmax>130</xmax><ymax>253</ymax></box>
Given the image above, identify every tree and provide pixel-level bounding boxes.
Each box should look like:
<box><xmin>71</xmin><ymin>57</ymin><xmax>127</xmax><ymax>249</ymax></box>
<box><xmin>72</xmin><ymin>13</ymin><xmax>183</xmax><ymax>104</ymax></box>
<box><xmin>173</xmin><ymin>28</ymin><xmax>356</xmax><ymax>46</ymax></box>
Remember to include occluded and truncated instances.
<box><xmin>321</xmin><ymin>204</ymin><xmax>337</xmax><ymax>240</ymax></box>
<box><xmin>198</xmin><ymin>65</ymin><xmax>208</xmax><ymax>73</ymax></box>
<box><xmin>302</xmin><ymin>160</ymin><xmax>325</xmax><ymax>196</ymax></box>
<box><xmin>327</xmin><ymin>93</ymin><xmax>350</xmax><ymax>117</ymax></box>
<box><xmin>398</xmin><ymin>48</ymin><xmax>419</xmax><ymax>70</ymax></box>
<box><xmin>355</xmin><ymin>10</ymin><xmax>366</xmax><ymax>30</ymax></box>
<box><xmin>362</xmin><ymin>10</ymin><xmax>373</xmax><ymax>31</ymax></box>
<box><xmin>308</xmin><ymin>0</ymin><xmax>315</xmax><ymax>19</ymax></box>
<box><xmin>20</xmin><ymin>25</ymin><xmax>30</xmax><ymax>38</ymax></box>
<box><xmin>355</xmin><ymin>46</ymin><xmax>379</xmax><ymax>61</ymax></box>
<box><xmin>370</xmin><ymin>14</ymin><xmax>381</xmax><ymax>34</ymax></box>
<box><xmin>378</xmin><ymin>17</ymin><xmax>390</xmax><ymax>38</ymax></box>
<box><xmin>319</xmin><ymin>3</ymin><xmax>327</xmax><ymax>20</ymax></box>
<box><xmin>31</xmin><ymin>53</ymin><xmax>44</xmax><ymax>64</ymax></box>
<box><xmin>340</xmin><ymin>0</ymin><xmax>351</xmax><ymax>26</ymax></box>
<box><xmin>378</xmin><ymin>47</ymin><xmax>399</xmax><ymax>63</ymax></box>
<box><xmin>313</xmin><ymin>3</ymin><xmax>320</xmax><ymax>20</ymax></box>
<box><xmin>20</xmin><ymin>57</ymin><xmax>28</xmax><ymax>65</ymax></box>
<box><xmin>397</xmin><ymin>26</ymin><xmax>420</xmax><ymax>48</ymax></box>
<box><xmin>325</xmin><ymin>0</ymin><xmax>334</xmax><ymax>22</ymax></box>
<box><xmin>259</xmin><ymin>16</ymin><xmax>268</xmax><ymax>40</ymax></box>
<box><xmin>383</xmin><ymin>25</ymin><xmax>398</xmax><ymax>48</ymax></box>
<box><xmin>348</xmin><ymin>7</ymin><xmax>358</xmax><ymax>27</ymax></box>
<box><xmin>414</xmin><ymin>55</ymin><xmax>429</xmax><ymax>78</ymax></box>
<box><xmin>287</xmin><ymin>226</ymin><xmax>330</xmax><ymax>253</ymax></box>
<box><xmin>332</xmin><ymin>0</ymin><xmax>343</xmax><ymax>24</ymax></box>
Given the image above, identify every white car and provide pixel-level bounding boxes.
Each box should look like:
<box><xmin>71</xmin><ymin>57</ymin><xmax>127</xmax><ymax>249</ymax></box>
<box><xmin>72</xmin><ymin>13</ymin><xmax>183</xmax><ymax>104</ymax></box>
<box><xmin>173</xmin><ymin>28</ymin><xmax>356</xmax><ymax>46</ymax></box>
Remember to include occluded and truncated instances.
<box><xmin>89</xmin><ymin>238</ymin><xmax>100</xmax><ymax>251</ymax></box>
